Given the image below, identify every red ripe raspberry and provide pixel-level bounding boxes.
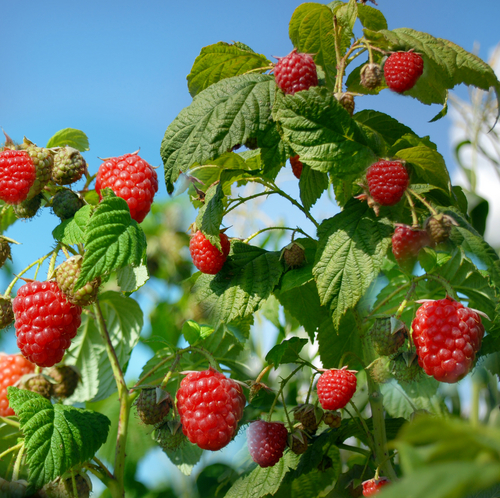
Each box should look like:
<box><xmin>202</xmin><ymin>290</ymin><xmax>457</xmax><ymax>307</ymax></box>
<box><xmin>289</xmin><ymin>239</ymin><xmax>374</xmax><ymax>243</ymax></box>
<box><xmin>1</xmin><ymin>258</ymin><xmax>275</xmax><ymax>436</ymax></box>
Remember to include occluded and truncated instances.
<box><xmin>176</xmin><ymin>368</ymin><xmax>246</xmax><ymax>451</ymax></box>
<box><xmin>392</xmin><ymin>225</ymin><xmax>431</xmax><ymax>269</ymax></box>
<box><xmin>290</xmin><ymin>155</ymin><xmax>303</xmax><ymax>179</ymax></box>
<box><xmin>95</xmin><ymin>152</ymin><xmax>158</xmax><ymax>223</ymax></box>
<box><xmin>384</xmin><ymin>51</ymin><xmax>424</xmax><ymax>93</ymax></box>
<box><xmin>274</xmin><ymin>48</ymin><xmax>318</xmax><ymax>95</ymax></box>
<box><xmin>0</xmin><ymin>353</ymin><xmax>36</xmax><ymax>416</ymax></box>
<box><xmin>189</xmin><ymin>231</ymin><xmax>230</xmax><ymax>275</ymax></box>
<box><xmin>247</xmin><ymin>420</ymin><xmax>288</xmax><ymax>468</ymax></box>
<box><xmin>366</xmin><ymin>160</ymin><xmax>409</xmax><ymax>206</ymax></box>
<box><xmin>362</xmin><ymin>477</ymin><xmax>391</xmax><ymax>496</ymax></box>
<box><xmin>13</xmin><ymin>281</ymin><xmax>82</xmax><ymax>368</ymax></box>
<box><xmin>412</xmin><ymin>298</ymin><xmax>485</xmax><ymax>383</ymax></box>
<box><xmin>0</xmin><ymin>150</ymin><xmax>36</xmax><ymax>204</ymax></box>
<box><xmin>316</xmin><ymin>367</ymin><xmax>357</xmax><ymax>411</ymax></box>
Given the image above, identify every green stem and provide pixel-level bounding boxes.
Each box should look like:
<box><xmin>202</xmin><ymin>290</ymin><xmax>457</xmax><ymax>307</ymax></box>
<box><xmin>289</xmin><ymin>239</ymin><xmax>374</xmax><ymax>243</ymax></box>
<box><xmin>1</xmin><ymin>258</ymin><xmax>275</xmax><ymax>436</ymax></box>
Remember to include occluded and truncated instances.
<box><xmin>12</xmin><ymin>441</ymin><xmax>24</xmax><ymax>481</ymax></box>
<box><xmin>133</xmin><ymin>353</ymin><xmax>176</xmax><ymax>389</ymax></box>
<box><xmin>348</xmin><ymin>400</ymin><xmax>374</xmax><ymax>446</ymax></box>
<box><xmin>404</xmin><ymin>191</ymin><xmax>420</xmax><ymax>228</ymax></box>
<box><xmin>47</xmin><ymin>245</ymin><xmax>61</xmax><ymax>280</ymax></box>
<box><xmin>224</xmin><ymin>191</ymin><xmax>278</xmax><ymax>215</ymax></box>
<box><xmin>0</xmin><ymin>416</ymin><xmax>20</xmax><ymax>429</ymax></box>
<box><xmin>160</xmin><ymin>354</ymin><xmax>181</xmax><ymax>390</ymax></box>
<box><xmin>4</xmin><ymin>251</ymin><xmax>54</xmax><ymax>297</ymax></box>
<box><xmin>281</xmin><ymin>391</ymin><xmax>293</xmax><ymax>431</ymax></box>
<box><xmin>470</xmin><ymin>380</ymin><xmax>481</xmax><ymax>428</ymax></box>
<box><xmin>407</xmin><ymin>189</ymin><xmax>439</xmax><ymax>216</ymax></box>
<box><xmin>243</xmin><ymin>226</ymin><xmax>313</xmax><ymax>244</ymax></box>
<box><xmin>337</xmin><ymin>443</ymin><xmax>371</xmax><ymax>457</ymax></box>
<box><xmin>93</xmin><ymin>301</ymin><xmax>129</xmax><ymax>498</ymax></box>
<box><xmin>267</xmin><ymin>365</ymin><xmax>304</xmax><ymax>422</ymax></box>
<box><xmin>0</xmin><ymin>441</ymin><xmax>23</xmax><ymax>461</ymax></box>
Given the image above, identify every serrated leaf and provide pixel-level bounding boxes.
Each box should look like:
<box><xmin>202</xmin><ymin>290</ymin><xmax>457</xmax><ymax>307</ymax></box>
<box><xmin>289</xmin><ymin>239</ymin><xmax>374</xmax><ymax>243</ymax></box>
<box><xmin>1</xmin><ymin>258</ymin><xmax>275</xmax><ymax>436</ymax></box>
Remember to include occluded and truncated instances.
<box><xmin>187</xmin><ymin>41</ymin><xmax>271</xmax><ymax>97</ymax></box>
<box><xmin>354</xmin><ymin>110</ymin><xmax>415</xmax><ymax>147</ymax></box>
<box><xmin>265</xmin><ymin>337</ymin><xmax>308</xmax><ymax>366</ymax></box>
<box><xmin>51</xmin><ymin>205</ymin><xmax>92</xmax><ymax>245</ymax></box>
<box><xmin>46</xmin><ymin>128</ymin><xmax>90</xmax><ymax>151</ymax></box>
<box><xmin>313</xmin><ymin>200</ymin><xmax>392</xmax><ymax>326</ymax></box>
<box><xmin>116</xmin><ymin>264</ymin><xmax>149</xmax><ymax>293</ymax></box>
<box><xmin>273</xmin><ymin>87</ymin><xmax>377</xmax><ymax>176</ymax></box>
<box><xmin>364</xmin><ymin>28</ymin><xmax>500</xmax><ymax>115</ymax></box>
<box><xmin>65</xmin><ymin>291</ymin><xmax>143</xmax><ymax>402</ymax></box>
<box><xmin>225</xmin><ymin>451</ymin><xmax>301</xmax><ymax>498</ymax></box>
<box><xmin>195</xmin><ymin>182</ymin><xmax>225</xmax><ymax>246</ymax></box>
<box><xmin>74</xmin><ymin>195</ymin><xmax>146</xmax><ymax>291</ymax></box>
<box><xmin>182</xmin><ymin>320</ymin><xmax>214</xmax><ymax>346</ymax></box>
<box><xmin>193</xmin><ymin>243</ymin><xmax>283</xmax><ymax>328</ymax></box>
<box><xmin>357</xmin><ymin>4</ymin><xmax>387</xmax><ymax>31</ymax></box>
<box><xmin>299</xmin><ymin>164</ymin><xmax>329</xmax><ymax>210</ymax></box>
<box><xmin>395</xmin><ymin>145</ymin><xmax>451</xmax><ymax>193</ymax></box>
<box><xmin>163</xmin><ymin>441</ymin><xmax>204</xmax><ymax>476</ymax></box>
<box><xmin>288</xmin><ymin>3</ymin><xmax>337</xmax><ymax>89</ymax></box>
<box><xmin>161</xmin><ymin>74</ymin><xmax>278</xmax><ymax>193</ymax></box>
<box><xmin>0</xmin><ymin>203</ymin><xmax>17</xmax><ymax>234</ymax></box>
<box><xmin>7</xmin><ymin>387</ymin><xmax>110</xmax><ymax>489</ymax></box>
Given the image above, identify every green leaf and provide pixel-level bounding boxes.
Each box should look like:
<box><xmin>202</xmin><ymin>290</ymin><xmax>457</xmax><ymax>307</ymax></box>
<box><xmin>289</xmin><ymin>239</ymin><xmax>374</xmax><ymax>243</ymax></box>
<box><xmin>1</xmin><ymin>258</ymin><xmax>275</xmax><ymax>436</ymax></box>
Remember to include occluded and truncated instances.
<box><xmin>7</xmin><ymin>387</ymin><xmax>110</xmax><ymax>489</ymax></box>
<box><xmin>65</xmin><ymin>291</ymin><xmax>143</xmax><ymax>402</ymax></box>
<box><xmin>195</xmin><ymin>182</ymin><xmax>225</xmax><ymax>247</ymax></box>
<box><xmin>187</xmin><ymin>41</ymin><xmax>271</xmax><ymax>97</ymax></box>
<box><xmin>395</xmin><ymin>145</ymin><xmax>451</xmax><ymax>193</ymax></box>
<box><xmin>74</xmin><ymin>194</ymin><xmax>146</xmax><ymax>291</ymax></box>
<box><xmin>265</xmin><ymin>337</ymin><xmax>308</xmax><ymax>366</ymax></box>
<box><xmin>46</xmin><ymin>128</ymin><xmax>90</xmax><ymax>151</ymax></box>
<box><xmin>225</xmin><ymin>451</ymin><xmax>301</xmax><ymax>498</ymax></box>
<box><xmin>273</xmin><ymin>87</ymin><xmax>377</xmax><ymax>176</ymax></box>
<box><xmin>380</xmin><ymin>378</ymin><xmax>449</xmax><ymax>420</ymax></box>
<box><xmin>313</xmin><ymin>200</ymin><xmax>392</xmax><ymax>326</ymax></box>
<box><xmin>354</xmin><ymin>110</ymin><xmax>415</xmax><ymax>147</ymax></box>
<box><xmin>299</xmin><ymin>164</ymin><xmax>329</xmax><ymax>210</ymax></box>
<box><xmin>116</xmin><ymin>264</ymin><xmax>149</xmax><ymax>293</ymax></box>
<box><xmin>51</xmin><ymin>205</ymin><xmax>92</xmax><ymax>245</ymax></box>
<box><xmin>163</xmin><ymin>440</ymin><xmax>204</xmax><ymax>476</ymax></box>
<box><xmin>193</xmin><ymin>243</ymin><xmax>283</xmax><ymax>328</ymax></box>
<box><xmin>0</xmin><ymin>203</ymin><xmax>17</xmax><ymax>234</ymax></box>
<box><xmin>357</xmin><ymin>4</ymin><xmax>387</xmax><ymax>31</ymax></box>
<box><xmin>182</xmin><ymin>320</ymin><xmax>214</xmax><ymax>346</ymax></box>
<box><xmin>161</xmin><ymin>74</ymin><xmax>279</xmax><ymax>193</ymax></box>
<box><xmin>364</xmin><ymin>28</ymin><xmax>500</xmax><ymax>114</ymax></box>
<box><xmin>288</xmin><ymin>3</ymin><xmax>337</xmax><ymax>89</ymax></box>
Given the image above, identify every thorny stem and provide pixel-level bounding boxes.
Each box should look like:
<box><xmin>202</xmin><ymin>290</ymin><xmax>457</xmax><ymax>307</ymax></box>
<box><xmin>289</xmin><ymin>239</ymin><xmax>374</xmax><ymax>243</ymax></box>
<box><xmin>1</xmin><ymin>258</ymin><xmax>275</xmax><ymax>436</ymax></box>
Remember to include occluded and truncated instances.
<box><xmin>337</xmin><ymin>443</ymin><xmax>371</xmax><ymax>457</ymax></box>
<box><xmin>133</xmin><ymin>353</ymin><xmax>176</xmax><ymax>389</ymax></box>
<box><xmin>4</xmin><ymin>251</ymin><xmax>54</xmax><ymax>297</ymax></box>
<box><xmin>348</xmin><ymin>400</ymin><xmax>374</xmax><ymax>446</ymax></box>
<box><xmin>0</xmin><ymin>441</ymin><xmax>23</xmax><ymax>461</ymax></box>
<box><xmin>93</xmin><ymin>301</ymin><xmax>129</xmax><ymax>498</ymax></box>
<box><xmin>0</xmin><ymin>416</ymin><xmax>20</xmax><ymax>429</ymax></box>
<box><xmin>395</xmin><ymin>282</ymin><xmax>417</xmax><ymax>319</ymax></box>
<box><xmin>224</xmin><ymin>191</ymin><xmax>279</xmax><ymax>215</ymax></box>
<box><xmin>243</xmin><ymin>226</ymin><xmax>314</xmax><ymax>244</ymax></box>
<box><xmin>47</xmin><ymin>245</ymin><xmax>61</xmax><ymax>280</ymax></box>
<box><xmin>407</xmin><ymin>188</ymin><xmax>439</xmax><ymax>216</ymax></box>
<box><xmin>281</xmin><ymin>391</ymin><xmax>293</xmax><ymax>431</ymax></box>
<box><xmin>12</xmin><ymin>441</ymin><xmax>24</xmax><ymax>481</ymax></box>
<box><xmin>404</xmin><ymin>191</ymin><xmax>420</xmax><ymax>227</ymax></box>
<box><xmin>304</xmin><ymin>370</ymin><xmax>321</xmax><ymax>404</ymax></box>
<box><xmin>267</xmin><ymin>365</ymin><xmax>304</xmax><ymax>422</ymax></box>
<box><xmin>160</xmin><ymin>354</ymin><xmax>181</xmax><ymax>390</ymax></box>
<box><xmin>255</xmin><ymin>365</ymin><xmax>272</xmax><ymax>384</ymax></box>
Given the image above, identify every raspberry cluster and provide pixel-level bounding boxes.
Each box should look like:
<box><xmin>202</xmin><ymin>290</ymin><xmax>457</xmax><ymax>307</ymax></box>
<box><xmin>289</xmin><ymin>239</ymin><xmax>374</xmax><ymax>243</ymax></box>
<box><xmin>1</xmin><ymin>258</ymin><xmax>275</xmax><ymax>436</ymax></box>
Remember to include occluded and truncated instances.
<box><xmin>13</xmin><ymin>281</ymin><xmax>82</xmax><ymax>367</ymax></box>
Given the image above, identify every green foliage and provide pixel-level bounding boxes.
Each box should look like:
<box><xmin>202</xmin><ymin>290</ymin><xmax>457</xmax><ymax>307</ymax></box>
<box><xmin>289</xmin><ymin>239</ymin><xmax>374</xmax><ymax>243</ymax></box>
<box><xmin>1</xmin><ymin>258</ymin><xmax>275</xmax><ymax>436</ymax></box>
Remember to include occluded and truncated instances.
<box><xmin>46</xmin><ymin>128</ymin><xmax>90</xmax><ymax>151</ymax></box>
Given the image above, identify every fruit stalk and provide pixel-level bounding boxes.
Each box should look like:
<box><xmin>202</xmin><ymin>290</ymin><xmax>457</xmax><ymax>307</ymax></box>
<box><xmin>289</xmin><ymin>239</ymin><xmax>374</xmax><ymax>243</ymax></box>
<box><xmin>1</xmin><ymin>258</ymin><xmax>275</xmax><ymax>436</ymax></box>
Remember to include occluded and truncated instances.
<box><xmin>93</xmin><ymin>301</ymin><xmax>130</xmax><ymax>498</ymax></box>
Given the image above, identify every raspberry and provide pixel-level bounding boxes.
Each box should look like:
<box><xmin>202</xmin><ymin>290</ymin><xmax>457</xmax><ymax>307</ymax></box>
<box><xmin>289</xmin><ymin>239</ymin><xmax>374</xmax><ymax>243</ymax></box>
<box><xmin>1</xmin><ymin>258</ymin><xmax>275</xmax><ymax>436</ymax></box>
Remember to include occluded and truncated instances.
<box><xmin>412</xmin><ymin>298</ymin><xmax>485</xmax><ymax>383</ymax></box>
<box><xmin>316</xmin><ymin>367</ymin><xmax>357</xmax><ymax>411</ymax></box>
<box><xmin>52</xmin><ymin>146</ymin><xmax>87</xmax><ymax>185</ymax></box>
<box><xmin>0</xmin><ymin>353</ymin><xmax>35</xmax><ymax>416</ymax></box>
<box><xmin>0</xmin><ymin>295</ymin><xmax>14</xmax><ymax>330</ymax></box>
<box><xmin>293</xmin><ymin>403</ymin><xmax>323</xmax><ymax>433</ymax></box>
<box><xmin>360</xmin><ymin>63</ymin><xmax>383</xmax><ymax>89</ymax></box>
<box><xmin>0</xmin><ymin>237</ymin><xmax>12</xmax><ymax>268</ymax></box>
<box><xmin>274</xmin><ymin>48</ymin><xmax>318</xmax><ymax>95</ymax></box>
<box><xmin>189</xmin><ymin>231</ymin><xmax>230</xmax><ymax>275</ymax></box>
<box><xmin>322</xmin><ymin>410</ymin><xmax>342</xmax><ymax>429</ymax></box>
<box><xmin>281</xmin><ymin>242</ymin><xmax>306</xmax><ymax>268</ymax></box>
<box><xmin>0</xmin><ymin>149</ymin><xmax>36</xmax><ymax>204</ymax></box>
<box><xmin>366</xmin><ymin>159</ymin><xmax>409</xmax><ymax>206</ymax></box>
<box><xmin>25</xmin><ymin>145</ymin><xmax>54</xmax><ymax>199</ymax></box>
<box><xmin>176</xmin><ymin>368</ymin><xmax>246</xmax><ymax>451</ymax></box>
<box><xmin>56</xmin><ymin>255</ymin><xmax>101</xmax><ymax>306</ymax></box>
<box><xmin>13</xmin><ymin>280</ymin><xmax>82</xmax><ymax>368</ymax></box>
<box><xmin>424</xmin><ymin>213</ymin><xmax>456</xmax><ymax>244</ymax></box>
<box><xmin>135</xmin><ymin>387</ymin><xmax>172</xmax><ymax>426</ymax></box>
<box><xmin>370</xmin><ymin>317</ymin><xmax>407</xmax><ymax>356</ymax></box>
<box><xmin>391</xmin><ymin>225</ymin><xmax>431</xmax><ymax>270</ymax></box>
<box><xmin>362</xmin><ymin>477</ymin><xmax>391</xmax><ymax>496</ymax></box>
<box><xmin>47</xmin><ymin>365</ymin><xmax>80</xmax><ymax>398</ymax></box>
<box><xmin>335</xmin><ymin>92</ymin><xmax>355</xmax><ymax>116</ymax></box>
<box><xmin>19</xmin><ymin>373</ymin><xmax>54</xmax><ymax>399</ymax></box>
<box><xmin>95</xmin><ymin>152</ymin><xmax>158</xmax><ymax>223</ymax></box>
<box><xmin>155</xmin><ymin>421</ymin><xmax>187</xmax><ymax>452</ymax></box>
<box><xmin>290</xmin><ymin>155</ymin><xmax>303</xmax><ymax>179</ymax></box>
<box><xmin>51</xmin><ymin>189</ymin><xmax>85</xmax><ymax>220</ymax></box>
<box><xmin>12</xmin><ymin>192</ymin><xmax>43</xmax><ymax>219</ymax></box>
<box><xmin>247</xmin><ymin>420</ymin><xmax>288</xmax><ymax>467</ymax></box>
<box><xmin>384</xmin><ymin>51</ymin><xmax>424</xmax><ymax>93</ymax></box>
<box><xmin>289</xmin><ymin>429</ymin><xmax>308</xmax><ymax>455</ymax></box>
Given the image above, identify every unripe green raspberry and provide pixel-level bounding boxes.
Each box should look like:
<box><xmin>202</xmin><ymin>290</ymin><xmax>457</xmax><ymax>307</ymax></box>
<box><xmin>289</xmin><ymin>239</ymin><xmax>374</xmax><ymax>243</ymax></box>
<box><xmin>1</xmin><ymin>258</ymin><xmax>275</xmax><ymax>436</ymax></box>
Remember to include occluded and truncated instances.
<box><xmin>51</xmin><ymin>189</ymin><xmax>85</xmax><ymax>220</ymax></box>
<box><xmin>52</xmin><ymin>147</ymin><xmax>87</xmax><ymax>185</ymax></box>
<box><xmin>155</xmin><ymin>420</ymin><xmax>187</xmax><ymax>452</ymax></box>
<box><xmin>135</xmin><ymin>387</ymin><xmax>172</xmax><ymax>426</ymax></box>
<box><xmin>19</xmin><ymin>373</ymin><xmax>54</xmax><ymax>399</ymax></box>
<box><xmin>12</xmin><ymin>193</ymin><xmax>43</xmax><ymax>219</ymax></box>
<box><xmin>0</xmin><ymin>295</ymin><xmax>14</xmax><ymax>330</ymax></box>
<box><xmin>25</xmin><ymin>143</ymin><xmax>53</xmax><ymax>199</ymax></box>
<box><xmin>289</xmin><ymin>429</ymin><xmax>308</xmax><ymax>455</ymax></box>
<box><xmin>360</xmin><ymin>63</ymin><xmax>383</xmax><ymax>89</ymax></box>
<box><xmin>322</xmin><ymin>410</ymin><xmax>342</xmax><ymax>428</ymax></box>
<box><xmin>367</xmin><ymin>356</ymin><xmax>392</xmax><ymax>384</ymax></box>
<box><xmin>370</xmin><ymin>317</ymin><xmax>407</xmax><ymax>356</ymax></box>
<box><xmin>390</xmin><ymin>351</ymin><xmax>422</xmax><ymax>383</ymax></box>
<box><xmin>48</xmin><ymin>365</ymin><xmax>80</xmax><ymax>399</ymax></box>
<box><xmin>56</xmin><ymin>255</ymin><xmax>101</xmax><ymax>306</ymax></box>
<box><xmin>0</xmin><ymin>237</ymin><xmax>12</xmax><ymax>268</ymax></box>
